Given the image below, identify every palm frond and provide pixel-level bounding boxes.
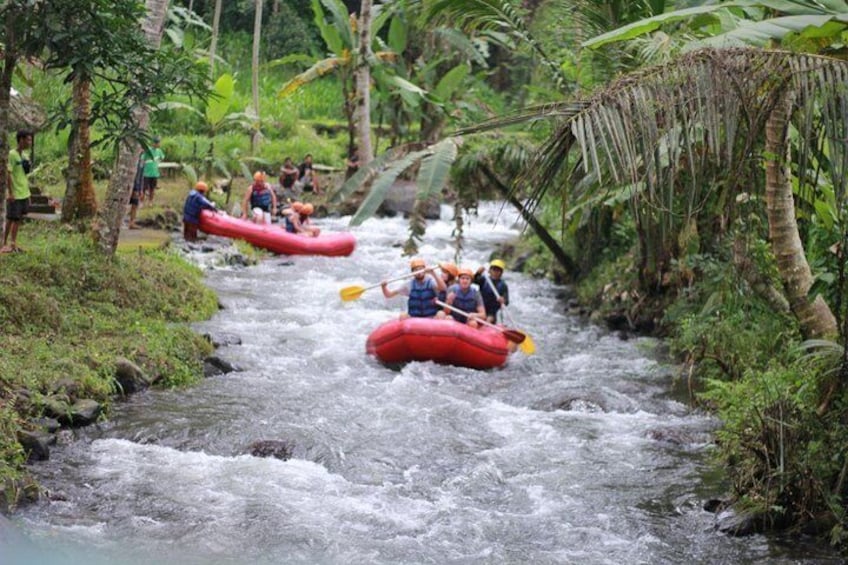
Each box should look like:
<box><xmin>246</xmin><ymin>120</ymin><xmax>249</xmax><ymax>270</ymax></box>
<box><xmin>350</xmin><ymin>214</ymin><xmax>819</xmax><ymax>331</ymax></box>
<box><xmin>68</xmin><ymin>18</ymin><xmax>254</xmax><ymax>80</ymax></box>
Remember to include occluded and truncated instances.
<box><xmin>350</xmin><ymin>149</ymin><xmax>429</xmax><ymax>226</ymax></box>
<box><xmin>278</xmin><ymin>57</ymin><xmax>348</xmax><ymax>98</ymax></box>
<box><xmin>416</xmin><ymin>138</ymin><xmax>459</xmax><ymax>201</ymax></box>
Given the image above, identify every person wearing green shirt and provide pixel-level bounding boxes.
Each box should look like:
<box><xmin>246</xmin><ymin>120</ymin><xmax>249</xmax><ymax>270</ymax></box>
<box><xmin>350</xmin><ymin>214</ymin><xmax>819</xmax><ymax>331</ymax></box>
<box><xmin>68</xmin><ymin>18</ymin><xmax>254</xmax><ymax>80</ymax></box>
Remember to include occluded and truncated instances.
<box><xmin>141</xmin><ymin>135</ymin><xmax>165</xmax><ymax>203</ymax></box>
<box><xmin>2</xmin><ymin>130</ymin><xmax>33</xmax><ymax>254</ymax></box>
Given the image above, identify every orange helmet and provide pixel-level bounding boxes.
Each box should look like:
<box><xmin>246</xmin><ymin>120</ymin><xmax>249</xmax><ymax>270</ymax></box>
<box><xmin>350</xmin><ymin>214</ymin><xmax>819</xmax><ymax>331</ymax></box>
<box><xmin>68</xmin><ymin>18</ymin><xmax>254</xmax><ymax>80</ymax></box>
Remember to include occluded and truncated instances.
<box><xmin>439</xmin><ymin>262</ymin><xmax>458</xmax><ymax>278</ymax></box>
<box><xmin>458</xmin><ymin>268</ymin><xmax>473</xmax><ymax>278</ymax></box>
<box><xmin>301</xmin><ymin>203</ymin><xmax>314</xmax><ymax>215</ymax></box>
<box><xmin>195</xmin><ymin>181</ymin><xmax>208</xmax><ymax>192</ymax></box>
<box><xmin>409</xmin><ymin>258</ymin><xmax>426</xmax><ymax>269</ymax></box>
<box><xmin>253</xmin><ymin>171</ymin><xmax>265</xmax><ymax>181</ymax></box>
<box><xmin>291</xmin><ymin>201</ymin><xmax>304</xmax><ymax>212</ymax></box>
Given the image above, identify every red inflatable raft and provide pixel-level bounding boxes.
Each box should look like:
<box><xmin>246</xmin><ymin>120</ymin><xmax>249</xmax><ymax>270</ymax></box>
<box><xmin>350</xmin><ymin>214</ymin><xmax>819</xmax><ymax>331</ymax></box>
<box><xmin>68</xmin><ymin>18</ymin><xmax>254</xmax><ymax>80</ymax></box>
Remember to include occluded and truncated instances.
<box><xmin>366</xmin><ymin>317</ymin><xmax>511</xmax><ymax>370</ymax></box>
<box><xmin>199</xmin><ymin>210</ymin><xmax>355</xmax><ymax>256</ymax></box>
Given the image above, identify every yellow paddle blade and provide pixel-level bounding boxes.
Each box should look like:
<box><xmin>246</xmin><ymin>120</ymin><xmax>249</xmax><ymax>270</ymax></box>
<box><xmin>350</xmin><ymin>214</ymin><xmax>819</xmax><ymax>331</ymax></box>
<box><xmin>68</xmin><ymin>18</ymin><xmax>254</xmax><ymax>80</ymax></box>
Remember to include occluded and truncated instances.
<box><xmin>339</xmin><ymin>285</ymin><xmax>366</xmax><ymax>301</ymax></box>
<box><xmin>519</xmin><ymin>333</ymin><xmax>536</xmax><ymax>355</ymax></box>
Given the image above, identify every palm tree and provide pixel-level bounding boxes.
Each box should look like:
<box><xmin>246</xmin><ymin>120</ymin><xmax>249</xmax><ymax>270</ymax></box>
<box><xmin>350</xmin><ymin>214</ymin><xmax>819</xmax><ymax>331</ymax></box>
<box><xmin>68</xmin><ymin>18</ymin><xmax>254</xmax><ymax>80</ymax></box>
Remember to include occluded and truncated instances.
<box><xmin>93</xmin><ymin>0</ymin><xmax>171</xmax><ymax>255</ymax></box>
<box><xmin>209</xmin><ymin>0</ymin><xmax>223</xmax><ymax>78</ymax></box>
<box><xmin>251</xmin><ymin>0</ymin><xmax>264</xmax><ymax>153</ymax></box>
<box><xmin>522</xmin><ymin>48</ymin><xmax>843</xmax><ymax>340</ymax></box>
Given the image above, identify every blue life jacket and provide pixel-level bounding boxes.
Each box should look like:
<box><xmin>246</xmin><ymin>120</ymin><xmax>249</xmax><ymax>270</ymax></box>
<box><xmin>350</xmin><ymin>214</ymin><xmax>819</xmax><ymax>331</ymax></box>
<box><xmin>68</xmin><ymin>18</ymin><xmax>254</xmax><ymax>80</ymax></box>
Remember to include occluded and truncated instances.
<box><xmin>284</xmin><ymin>215</ymin><xmax>296</xmax><ymax>233</ymax></box>
<box><xmin>450</xmin><ymin>286</ymin><xmax>480</xmax><ymax>322</ymax></box>
<box><xmin>407</xmin><ymin>278</ymin><xmax>438</xmax><ymax>318</ymax></box>
<box><xmin>250</xmin><ymin>183</ymin><xmax>273</xmax><ymax>211</ymax></box>
<box><xmin>183</xmin><ymin>190</ymin><xmax>215</xmax><ymax>223</ymax></box>
<box><xmin>478</xmin><ymin>277</ymin><xmax>508</xmax><ymax>318</ymax></box>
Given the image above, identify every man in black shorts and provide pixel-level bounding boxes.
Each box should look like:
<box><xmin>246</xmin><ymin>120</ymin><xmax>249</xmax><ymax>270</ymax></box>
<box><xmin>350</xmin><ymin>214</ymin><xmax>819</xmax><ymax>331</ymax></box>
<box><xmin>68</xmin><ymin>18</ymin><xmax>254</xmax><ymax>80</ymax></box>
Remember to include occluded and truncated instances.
<box><xmin>297</xmin><ymin>153</ymin><xmax>322</xmax><ymax>195</ymax></box>
<box><xmin>2</xmin><ymin>130</ymin><xmax>33</xmax><ymax>253</ymax></box>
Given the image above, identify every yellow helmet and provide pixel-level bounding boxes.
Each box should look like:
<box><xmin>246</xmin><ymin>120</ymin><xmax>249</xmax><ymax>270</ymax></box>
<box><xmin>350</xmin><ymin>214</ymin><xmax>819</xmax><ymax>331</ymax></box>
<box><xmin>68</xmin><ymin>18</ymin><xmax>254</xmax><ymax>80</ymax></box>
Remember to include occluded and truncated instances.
<box><xmin>253</xmin><ymin>171</ymin><xmax>265</xmax><ymax>181</ymax></box>
<box><xmin>490</xmin><ymin>259</ymin><xmax>506</xmax><ymax>271</ymax></box>
<box><xmin>195</xmin><ymin>181</ymin><xmax>208</xmax><ymax>192</ymax></box>
<box><xmin>409</xmin><ymin>258</ymin><xmax>426</xmax><ymax>269</ymax></box>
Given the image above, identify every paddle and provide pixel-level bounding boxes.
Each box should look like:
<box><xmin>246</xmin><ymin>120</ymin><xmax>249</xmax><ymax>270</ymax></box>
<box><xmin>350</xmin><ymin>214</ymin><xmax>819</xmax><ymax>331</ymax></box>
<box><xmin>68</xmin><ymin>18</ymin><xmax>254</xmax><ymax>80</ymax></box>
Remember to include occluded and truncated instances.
<box><xmin>340</xmin><ymin>264</ymin><xmax>447</xmax><ymax>302</ymax></box>
<box><xmin>434</xmin><ymin>300</ymin><xmax>528</xmax><ymax>347</ymax></box>
<box><xmin>483</xmin><ymin>275</ymin><xmax>537</xmax><ymax>355</ymax></box>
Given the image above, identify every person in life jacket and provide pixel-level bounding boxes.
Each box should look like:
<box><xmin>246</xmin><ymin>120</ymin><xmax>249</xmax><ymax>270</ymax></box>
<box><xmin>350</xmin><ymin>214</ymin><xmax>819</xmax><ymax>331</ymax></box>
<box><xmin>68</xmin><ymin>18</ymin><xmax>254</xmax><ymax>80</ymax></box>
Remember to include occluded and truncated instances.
<box><xmin>445</xmin><ymin>268</ymin><xmax>486</xmax><ymax>327</ymax></box>
<box><xmin>182</xmin><ymin>181</ymin><xmax>217</xmax><ymax>242</ymax></box>
<box><xmin>437</xmin><ymin>262</ymin><xmax>459</xmax><ymax>303</ymax></box>
<box><xmin>293</xmin><ymin>202</ymin><xmax>320</xmax><ymax>237</ymax></box>
<box><xmin>381</xmin><ymin>258</ymin><xmax>447</xmax><ymax>319</ymax></box>
<box><xmin>282</xmin><ymin>201</ymin><xmax>304</xmax><ymax>233</ymax></box>
<box><xmin>241</xmin><ymin>171</ymin><xmax>277</xmax><ymax>224</ymax></box>
<box><xmin>474</xmin><ymin>258</ymin><xmax>509</xmax><ymax>323</ymax></box>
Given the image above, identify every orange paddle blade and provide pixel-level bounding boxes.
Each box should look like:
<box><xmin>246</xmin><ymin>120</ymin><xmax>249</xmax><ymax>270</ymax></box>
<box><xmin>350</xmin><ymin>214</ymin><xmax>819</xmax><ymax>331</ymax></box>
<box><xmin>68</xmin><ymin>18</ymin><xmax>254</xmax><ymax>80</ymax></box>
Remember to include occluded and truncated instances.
<box><xmin>502</xmin><ymin>329</ymin><xmax>527</xmax><ymax>344</ymax></box>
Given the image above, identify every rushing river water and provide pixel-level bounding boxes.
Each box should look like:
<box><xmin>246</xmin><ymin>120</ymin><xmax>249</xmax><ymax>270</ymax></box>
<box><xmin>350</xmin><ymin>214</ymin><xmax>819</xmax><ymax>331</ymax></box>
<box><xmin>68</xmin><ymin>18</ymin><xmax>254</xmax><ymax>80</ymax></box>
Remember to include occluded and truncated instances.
<box><xmin>10</xmin><ymin>204</ymin><xmax>842</xmax><ymax>564</ymax></box>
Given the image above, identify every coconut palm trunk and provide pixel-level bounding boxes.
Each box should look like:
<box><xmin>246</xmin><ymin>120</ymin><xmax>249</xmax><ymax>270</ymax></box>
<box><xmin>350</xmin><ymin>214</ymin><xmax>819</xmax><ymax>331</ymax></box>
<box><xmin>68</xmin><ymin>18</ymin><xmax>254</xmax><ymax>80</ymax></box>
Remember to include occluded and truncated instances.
<box><xmin>354</xmin><ymin>0</ymin><xmax>373</xmax><ymax>165</ymax></box>
<box><xmin>764</xmin><ymin>86</ymin><xmax>837</xmax><ymax>339</ymax></box>
<box><xmin>0</xmin><ymin>9</ymin><xmax>21</xmax><ymax>239</ymax></box>
<box><xmin>62</xmin><ymin>72</ymin><xmax>97</xmax><ymax>221</ymax></box>
<box><xmin>209</xmin><ymin>0</ymin><xmax>222</xmax><ymax>78</ymax></box>
<box><xmin>250</xmin><ymin>0</ymin><xmax>263</xmax><ymax>153</ymax></box>
<box><xmin>93</xmin><ymin>0</ymin><xmax>170</xmax><ymax>256</ymax></box>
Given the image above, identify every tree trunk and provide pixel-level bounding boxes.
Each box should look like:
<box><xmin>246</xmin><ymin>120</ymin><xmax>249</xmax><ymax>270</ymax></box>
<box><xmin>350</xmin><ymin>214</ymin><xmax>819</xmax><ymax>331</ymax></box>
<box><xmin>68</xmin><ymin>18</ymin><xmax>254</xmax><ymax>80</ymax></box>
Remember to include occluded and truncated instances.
<box><xmin>93</xmin><ymin>0</ymin><xmax>170</xmax><ymax>256</ymax></box>
<box><xmin>63</xmin><ymin>73</ymin><xmax>97</xmax><ymax>221</ymax></box>
<box><xmin>0</xmin><ymin>10</ymin><xmax>20</xmax><ymax>238</ymax></box>
<box><xmin>250</xmin><ymin>0</ymin><xmax>263</xmax><ymax>153</ymax></box>
<box><xmin>354</xmin><ymin>0</ymin><xmax>373</xmax><ymax>165</ymax></box>
<box><xmin>481</xmin><ymin>165</ymin><xmax>580</xmax><ymax>279</ymax></box>
<box><xmin>765</xmin><ymin>87</ymin><xmax>837</xmax><ymax>339</ymax></box>
<box><xmin>209</xmin><ymin>0</ymin><xmax>223</xmax><ymax>78</ymax></box>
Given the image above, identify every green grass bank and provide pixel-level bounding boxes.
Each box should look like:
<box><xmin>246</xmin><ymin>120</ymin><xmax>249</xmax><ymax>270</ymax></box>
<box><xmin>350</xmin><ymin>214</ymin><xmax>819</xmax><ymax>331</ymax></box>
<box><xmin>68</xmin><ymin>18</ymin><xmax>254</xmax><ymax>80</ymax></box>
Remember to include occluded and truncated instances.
<box><xmin>0</xmin><ymin>221</ymin><xmax>218</xmax><ymax>507</ymax></box>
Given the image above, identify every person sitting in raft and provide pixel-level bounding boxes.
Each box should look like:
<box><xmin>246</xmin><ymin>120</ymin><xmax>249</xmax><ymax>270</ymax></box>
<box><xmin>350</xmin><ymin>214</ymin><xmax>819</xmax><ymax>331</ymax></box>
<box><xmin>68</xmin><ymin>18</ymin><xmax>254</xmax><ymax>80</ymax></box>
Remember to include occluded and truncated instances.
<box><xmin>445</xmin><ymin>268</ymin><xmax>486</xmax><ymax>328</ymax></box>
<box><xmin>474</xmin><ymin>259</ymin><xmax>510</xmax><ymax>323</ymax></box>
<box><xmin>241</xmin><ymin>171</ymin><xmax>277</xmax><ymax>225</ymax></box>
<box><xmin>437</xmin><ymin>262</ymin><xmax>459</xmax><ymax>303</ymax></box>
<box><xmin>282</xmin><ymin>201</ymin><xmax>304</xmax><ymax>232</ymax></box>
<box><xmin>293</xmin><ymin>202</ymin><xmax>320</xmax><ymax>237</ymax></box>
<box><xmin>182</xmin><ymin>181</ymin><xmax>217</xmax><ymax>242</ymax></box>
<box><xmin>381</xmin><ymin>258</ymin><xmax>447</xmax><ymax>319</ymax></box>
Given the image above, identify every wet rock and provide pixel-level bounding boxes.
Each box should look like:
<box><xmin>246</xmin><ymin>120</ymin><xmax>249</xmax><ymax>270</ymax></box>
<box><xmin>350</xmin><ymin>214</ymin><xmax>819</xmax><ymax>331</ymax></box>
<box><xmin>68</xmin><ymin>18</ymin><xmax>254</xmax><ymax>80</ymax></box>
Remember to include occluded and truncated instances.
<box><xmin>16</xmin><ymin>430</ymin><xmax>51</xmax><ymax>462</ymax></box>
<box><xmin>715</xmin><ymin>507</ymin><xmax>767</xmax><ymax>536</ymax></box>
<box><xmin>114</xmin><ymin>357</ymin><xmax>153</xmax><ymax>396</ymax></box>
<box><xmin>377</xmin><ymin>179</ymin><xmax>441</xmax><ymax>219</ymax></box>
<box><xmin>58</xmin><ymin>399</ymin><xmax>103</xmax><ymax>427</ymax></box>
<box><xmin>203</xmin><ymin>332</ymin><xmax>243</xmax><ymax>348</ymax></box>
<box><xmin>203</xmin><ymin>355</ymin><xmax>238</xmax><ymax>377</ymax></box>
<box><xmin>29</xmin><ymin>417</ymin><xmax>60</xmax><ymax>434</ymax></box>
<box><xmin>42</xmin><ymin>394</ymin><xmax>71</xmax><ymax>420</ymax></box>
<box><xmin>247</xmin><ymin>439</ymin><xmax>294</xmax><ymax>461</ymax></box>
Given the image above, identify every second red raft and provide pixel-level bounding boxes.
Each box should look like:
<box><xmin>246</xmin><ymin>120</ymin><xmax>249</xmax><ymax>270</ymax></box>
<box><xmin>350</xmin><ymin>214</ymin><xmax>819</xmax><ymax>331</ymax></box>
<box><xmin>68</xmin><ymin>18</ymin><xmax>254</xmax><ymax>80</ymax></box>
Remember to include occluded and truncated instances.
<box><xmin>199</xmin><ymin>210</ymin><xmax>355</xmax><ymax>256</ymax></box>
<box><xmin>366</xmin><ymin>317</ymin><xmax>511</xmax><ymax>370</ymax></box>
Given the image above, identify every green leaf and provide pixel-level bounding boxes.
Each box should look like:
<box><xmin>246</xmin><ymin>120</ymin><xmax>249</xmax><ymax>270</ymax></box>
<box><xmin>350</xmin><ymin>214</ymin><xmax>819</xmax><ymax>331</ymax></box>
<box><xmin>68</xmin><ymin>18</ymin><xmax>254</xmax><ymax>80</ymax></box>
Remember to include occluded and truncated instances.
<box><xmin>433</xmin><ymin>64</ymin><xmax>469</xmax><ymax>102</ymax></box>
<box><xmin>582</xmin><ymin>5</ymin><xmax>725</xmax><ymax>49</ymax></box>
<box><xmin>350</xmin><ymin>150</ymin><xmax>428</xmax><ymax>226</ymax></box>
<box><xmin>388</xmin><ymin>75</ymin><xmax>427</xmax><ymax>95</ymax></box>
<box><xmin>332</xmin><ymin>146</ymin><xmax>405</xmax><ymax>204</ymax></box>
<box><xmin>206</xmin><ymin>74</ymin><xmax>235</xmax><ymax>127</ymax></box>
<box><xmin>388</xmin><ymin>14</ymin><xmax>408</xmax><ymax>53</ymax></box>
<box><xmin>416</xmin><ymin>139</ymin><xmax>458</xmax><ymax>202</ymax></box>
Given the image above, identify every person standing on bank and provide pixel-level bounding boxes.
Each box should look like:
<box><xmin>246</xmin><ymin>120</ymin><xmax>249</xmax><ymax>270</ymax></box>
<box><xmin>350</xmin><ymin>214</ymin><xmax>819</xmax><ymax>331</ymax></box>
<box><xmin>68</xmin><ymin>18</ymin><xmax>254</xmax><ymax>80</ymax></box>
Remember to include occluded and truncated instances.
<box><xmin>127</xmin><ymin>156</ymin><xmax>144</xmax><ymax>229</ymax></box>
<box><xmin>241</xmin><ymin>171</ymin><xmax>277</xmax><ymax>224</ymax></box>
<box><xmin>182</xmin><ymin>181</ymin><xmax>217</xmax><ymax>242</ymax></box>
<box><xmin>2</xmin><ymin>130</ymin><xmax>33</xmax><ymax>254</ymax></box>
<box><xmin>141</xmin><ymin>136</ymin><xmax>164</xmax><ymax>203</ymax></box>
<box><xmin>381</xmin><ymin>258</ymin><xmax>447</xmax><ymax>319</ymax></box>
<box><xmin>474</xmin><ymin>259</ymin><xmax>509</xmax><ymax>323</ymax></box>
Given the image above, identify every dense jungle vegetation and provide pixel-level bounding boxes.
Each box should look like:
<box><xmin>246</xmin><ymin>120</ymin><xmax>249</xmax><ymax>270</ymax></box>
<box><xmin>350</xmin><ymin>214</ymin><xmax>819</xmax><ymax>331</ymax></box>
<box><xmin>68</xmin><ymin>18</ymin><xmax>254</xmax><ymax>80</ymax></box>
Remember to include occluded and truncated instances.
<box><xmin>1</xmin><ymin>0</ymin><xmax>847</xmax><ymax>551</ymax></box>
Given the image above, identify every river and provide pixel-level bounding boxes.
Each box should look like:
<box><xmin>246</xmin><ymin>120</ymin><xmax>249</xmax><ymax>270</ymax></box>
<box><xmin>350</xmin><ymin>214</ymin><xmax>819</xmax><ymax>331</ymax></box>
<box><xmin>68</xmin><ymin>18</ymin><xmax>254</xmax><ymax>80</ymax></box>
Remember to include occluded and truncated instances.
<box><xmin>11</xmin><ymin>204</ymin><xmax>842</xmax><ymax>564</ymax></box>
